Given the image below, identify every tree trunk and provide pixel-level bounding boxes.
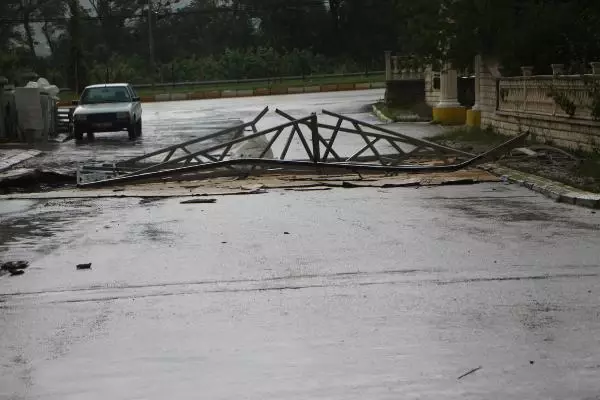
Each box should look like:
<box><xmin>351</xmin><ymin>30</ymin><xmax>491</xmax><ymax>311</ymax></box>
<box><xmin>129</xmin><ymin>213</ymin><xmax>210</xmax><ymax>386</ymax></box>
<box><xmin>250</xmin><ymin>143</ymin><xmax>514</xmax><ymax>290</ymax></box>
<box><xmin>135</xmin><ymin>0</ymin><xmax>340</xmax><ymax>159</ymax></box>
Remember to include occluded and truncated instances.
<box><xmin>42</xmin><ymin>22</ymin><xmax>55</xmax><ymax>56</ymax></box>
<box><xmin>23</xmin><ymin>13</ymin><xmax>37</xmax><ymax>60</ymax></box>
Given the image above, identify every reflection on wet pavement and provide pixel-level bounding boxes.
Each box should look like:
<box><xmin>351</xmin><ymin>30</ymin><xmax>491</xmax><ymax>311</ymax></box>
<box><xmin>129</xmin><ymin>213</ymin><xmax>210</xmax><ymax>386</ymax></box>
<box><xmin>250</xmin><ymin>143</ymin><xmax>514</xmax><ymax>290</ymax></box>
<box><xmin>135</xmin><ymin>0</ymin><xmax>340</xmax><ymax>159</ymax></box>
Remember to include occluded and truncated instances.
<box><xmin>22</xmin><ymin>91</ymin><xmax>389</xmax><ymax>172</ymax></box>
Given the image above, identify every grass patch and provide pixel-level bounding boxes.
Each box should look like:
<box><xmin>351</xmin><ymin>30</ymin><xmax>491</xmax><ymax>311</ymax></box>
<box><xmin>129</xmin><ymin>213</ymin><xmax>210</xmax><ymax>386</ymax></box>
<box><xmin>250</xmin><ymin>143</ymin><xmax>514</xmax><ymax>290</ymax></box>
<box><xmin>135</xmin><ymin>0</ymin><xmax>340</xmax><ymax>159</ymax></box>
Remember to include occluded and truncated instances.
<box><xmin>429</xmin><ymin>126</ymin><xmax>600</xmax><ymax>193</ymax></box>
<box><xmin>574</xmin><ymin>157</ymin><xmax>600</xmax><ymax>182</ymax></box>
<box><xmin>373</xmin><ymin>101</ymin><xmax>432</xmax><ymax>122</ymax></box>
<box><xmin>59</xmin><ymin>74</ymin><xmax>385</xmax><ymax>101</ymax></box>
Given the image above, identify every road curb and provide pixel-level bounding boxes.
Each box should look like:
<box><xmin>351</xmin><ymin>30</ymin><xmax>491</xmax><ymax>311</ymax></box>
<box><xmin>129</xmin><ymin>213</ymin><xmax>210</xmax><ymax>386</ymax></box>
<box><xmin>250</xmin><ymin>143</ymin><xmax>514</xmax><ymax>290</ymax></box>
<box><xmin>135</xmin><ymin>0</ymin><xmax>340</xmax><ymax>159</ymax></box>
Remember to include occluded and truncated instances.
<box><xmin>481</xmin><ymin>163</ymin><xmax>600</xmax><ymax>209</ymax></box>
<box><xmin>371</xmin><ymin>104</ymin><xmax>393</xmax><ymax>123</ymax></box>
<box><xmin>371</xmin><ymin>103</ymin><xmax>428</xmax><ymax>124</ymax></box>
<box><xmin>57</xmin><ymin>82</ymin><xmax>383</xmax><ymax>107</ymax></box>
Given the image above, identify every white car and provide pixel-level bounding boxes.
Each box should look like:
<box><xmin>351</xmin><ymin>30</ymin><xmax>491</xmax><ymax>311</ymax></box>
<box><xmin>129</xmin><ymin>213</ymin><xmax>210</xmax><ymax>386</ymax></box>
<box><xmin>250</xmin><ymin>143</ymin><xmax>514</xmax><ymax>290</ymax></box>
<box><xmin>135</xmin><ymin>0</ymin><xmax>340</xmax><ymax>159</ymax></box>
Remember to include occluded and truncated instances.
<box><xmin>72</xmin><ymin>83</ymin><xmax>143</xmax><ymax>140</ymax></box>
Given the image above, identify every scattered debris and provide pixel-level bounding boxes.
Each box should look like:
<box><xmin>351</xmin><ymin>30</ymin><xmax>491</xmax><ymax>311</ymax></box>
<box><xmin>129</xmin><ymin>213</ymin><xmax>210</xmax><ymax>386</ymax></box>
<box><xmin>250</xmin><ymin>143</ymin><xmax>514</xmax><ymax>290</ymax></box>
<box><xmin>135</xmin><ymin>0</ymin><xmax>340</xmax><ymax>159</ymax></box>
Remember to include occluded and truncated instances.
<box><xmin>180</xmin><ymin>198</ymin><xmax>217</xmax><ymax>204</ymax></box>
<box><xmin>221</xmin><ymin>241</ymin><xmax>228</xmax><ymax>244</ymax></box>
<box><xmin>287</xmin><ymin>187</ymin><xmax>333</xmax><ymax>192</ymax></box>
<box><xmin>283</xmin><ymin>232</ymin><xmax>290</xmax><ymax>235</ymax></box>
<box><xmin>530</xmin><ymin>361</ymin><xmax>535</xmax><ymax>365</ymax></box>
<box><xmin>240</xmin><ymin>184</ymin><xmax>266</xmax><ymax>191</ymax></box>
<box><xmin>440</xmin><ymin>178</ymin><xmax>476</xmax><ymax>186</ymax></box>
<box><xmin>511</xmin><ymin>147</ymin><xmax>538</xmax><ymax>157</ymax></box>
<box><xmin>1</xmin><ymin>261</ymin><xmax>29</xmax><ymax>273</ymax></box>
<box><xmin>76</xmin><ymin>263</ymin><xmax>92</xmax><ymax>270</ymax></box>
<box><xmin>9</xmin><ymin>270</ymin><xmax>25</xmax><ymax>276</ymax></box>
<box><xmin>342</xmin><ymin>181</ymin><xmax>360</xmax><ymax>188</ymax></box>
<box><xmin>139</xmin><ymin>197</ymin><xmax>164</xmax><ymax>205</ymax></box>
<box><xmin>457</xmin><ymin>366</ymin><xmax>482</xmax><ymax>380</ymax></box>
<box><xmin>75</xmin><ymin>107</ymin><xmax>527</xmax><ymax>188</ymax></box>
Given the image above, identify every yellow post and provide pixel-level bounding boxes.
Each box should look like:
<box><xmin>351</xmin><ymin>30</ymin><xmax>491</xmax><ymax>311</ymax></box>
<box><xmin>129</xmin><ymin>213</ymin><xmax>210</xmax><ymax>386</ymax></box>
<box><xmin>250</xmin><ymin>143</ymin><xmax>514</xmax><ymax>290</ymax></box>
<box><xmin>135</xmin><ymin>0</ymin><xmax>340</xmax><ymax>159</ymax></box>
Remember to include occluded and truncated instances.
<box><xmin>432</xmin><ymin>63</ymin><xmax>466</xmax><ymax>125</ymax></box>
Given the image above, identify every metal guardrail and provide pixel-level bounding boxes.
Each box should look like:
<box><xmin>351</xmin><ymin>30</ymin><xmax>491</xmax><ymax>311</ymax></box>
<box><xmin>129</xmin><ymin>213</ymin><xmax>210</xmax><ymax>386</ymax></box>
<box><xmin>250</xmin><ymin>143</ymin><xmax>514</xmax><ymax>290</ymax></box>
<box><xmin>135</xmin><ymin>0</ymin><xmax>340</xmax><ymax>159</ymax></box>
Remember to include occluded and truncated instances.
<box><xmin>58</xmin><ymin>71</ymin><xmax>385</xmax><ymax>93</ymax></box>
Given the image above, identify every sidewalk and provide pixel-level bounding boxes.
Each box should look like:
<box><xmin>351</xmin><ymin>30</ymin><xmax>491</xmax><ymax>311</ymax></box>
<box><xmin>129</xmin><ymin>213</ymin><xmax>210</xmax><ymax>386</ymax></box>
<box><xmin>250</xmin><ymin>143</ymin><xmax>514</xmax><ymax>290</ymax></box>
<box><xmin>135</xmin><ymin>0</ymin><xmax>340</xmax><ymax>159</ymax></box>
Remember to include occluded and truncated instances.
<box><xmin>482</xmin><ymin>163</ymin><xmax>600</xmax><ymax>209</ymax></box>
<box><xmin>0</xmin><ymin>149</ymin><xmax>42</xmax><ymax>172</ymax></box>
<box><xmin>370</xmin><ymin>110</ymin><xmax>600</xmax><ymax>209</ymax></box>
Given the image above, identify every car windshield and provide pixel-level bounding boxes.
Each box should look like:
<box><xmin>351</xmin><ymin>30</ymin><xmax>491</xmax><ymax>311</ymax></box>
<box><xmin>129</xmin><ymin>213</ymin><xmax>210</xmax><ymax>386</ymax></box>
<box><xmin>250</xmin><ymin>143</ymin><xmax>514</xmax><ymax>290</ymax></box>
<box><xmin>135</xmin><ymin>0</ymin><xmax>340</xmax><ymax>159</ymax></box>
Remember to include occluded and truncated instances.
<box><xmin>80</xmin><ymin>87</ymin><xmax>131</xmax><ymax>104</ymax></box>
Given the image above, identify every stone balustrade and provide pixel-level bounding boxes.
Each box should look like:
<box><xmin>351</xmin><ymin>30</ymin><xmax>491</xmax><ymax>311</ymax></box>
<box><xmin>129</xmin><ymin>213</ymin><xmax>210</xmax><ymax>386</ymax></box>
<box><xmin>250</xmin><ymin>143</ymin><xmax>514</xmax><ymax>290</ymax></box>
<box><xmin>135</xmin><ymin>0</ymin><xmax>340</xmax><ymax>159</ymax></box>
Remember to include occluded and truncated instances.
<box><xmin>497</xmin><ymin>75</ymin><xmax>598</xmax><ymax>120</ymax></box>
<box><xmin>384</xmin><ymin>52</ymin><xmax>425</xmax><ymax>81</ymax></box>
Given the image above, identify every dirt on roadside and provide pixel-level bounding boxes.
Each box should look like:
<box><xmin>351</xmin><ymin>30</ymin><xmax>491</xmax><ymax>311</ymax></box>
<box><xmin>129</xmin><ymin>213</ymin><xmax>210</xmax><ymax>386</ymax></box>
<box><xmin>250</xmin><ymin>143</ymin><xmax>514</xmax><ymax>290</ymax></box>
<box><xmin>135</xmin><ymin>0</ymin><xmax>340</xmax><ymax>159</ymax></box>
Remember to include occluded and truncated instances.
<box><xmin>428</xmin><ymin>128</ymin><xmax>600</xmax><ymax>194</ymax></box>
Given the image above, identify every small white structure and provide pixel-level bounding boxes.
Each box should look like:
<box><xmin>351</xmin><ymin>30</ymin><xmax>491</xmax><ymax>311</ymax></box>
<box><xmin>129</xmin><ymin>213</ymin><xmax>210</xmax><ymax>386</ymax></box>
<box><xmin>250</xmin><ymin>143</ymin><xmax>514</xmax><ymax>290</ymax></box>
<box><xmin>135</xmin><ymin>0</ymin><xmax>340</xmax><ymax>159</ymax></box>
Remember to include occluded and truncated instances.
<box><xmin>13</xmin><ymin>78</ymin><xmax>60</xmax><ymax>141</ymax></box>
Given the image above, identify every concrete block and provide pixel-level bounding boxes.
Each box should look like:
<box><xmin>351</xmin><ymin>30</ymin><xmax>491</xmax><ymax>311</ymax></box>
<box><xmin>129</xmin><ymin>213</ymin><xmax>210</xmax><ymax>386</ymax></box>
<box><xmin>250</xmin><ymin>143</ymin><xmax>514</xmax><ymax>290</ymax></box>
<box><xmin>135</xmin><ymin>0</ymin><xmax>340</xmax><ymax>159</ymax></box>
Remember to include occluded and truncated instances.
<box><xmin>236</xmin><ymin>89</ymin><xmax>253</xmax><ymax>97</ymax></box>
<box><xmin>189</xmin><ymin>92</ymin><xmax>205</xmax><ymax>100</ymax></box>
<box><xmin>370</xmin><ymin>82</ymin><xmax>387</xmax><ymax>89</ymax></box>
<box><xmin>287</xmin><ymin>86</ymin><xmax>304</xmax><ymax>94</ymax></box>
<box><xmin>204</xmin><ymin>90</ymin><xmax>222</xmax><ymax>99</ymax></box>
<box><xmin>575</xmin><ymin>194</ymin><xmax>600</xmax><ymax>209</ymax></box>
<box><xmin>222</xmin><ymin>90</ymin><xmax>237</xmax><ymax>98</ymax></box>
<box><xmin>466</xmin><ymin>109</ymin><xmax>481</xmax><ymax>127</ymax></box>
<box><xmin>140</xmin><ymin>96</ymin><xmax>155</xmax><ymax>103</ymax></box>
<box><xmin>354</xmin><ymin>82</ymin><xmax>371</xmax><ymax>90</ymax></box>
<box><xmin>337</xmin><ymin>83</ymin><xmax>355</xmax><ymax>91</ymax></box>
<box><xmin>270</xmin><ymin>87</ymin><xmax>288</xmax><ymax>95</ymax></box>
<box><xmin>558</xmin><ymin>193</ymin><xmax>578</xmax><ymax>205</ymax></box>
<box><xmin>432</xmin><ymin>106</ymin><xmax>467</xmax><ymax>125</ymax></box>
<box><xmin>253</xmin><ymin>88</ymin><xmax>270</xmax><ymax>96</ymax></box>
<box><xmin>154</xmin><ymin>93</ymin><xmax>171</xmax><ymax>102</ymax></box>
<box><xmin>320</xmin><ymin>84</ymin><xmax>338</xmax><ymax>92</ymax></box>
<box><xmin>170</xmin><ymin>93</ymin><xmax>188</xmax><ymax>101</ymax></box>
<box><xmin>304</xmin><ymin>86</ymin><xmax>321</xmax><ymax>93</ymax></box>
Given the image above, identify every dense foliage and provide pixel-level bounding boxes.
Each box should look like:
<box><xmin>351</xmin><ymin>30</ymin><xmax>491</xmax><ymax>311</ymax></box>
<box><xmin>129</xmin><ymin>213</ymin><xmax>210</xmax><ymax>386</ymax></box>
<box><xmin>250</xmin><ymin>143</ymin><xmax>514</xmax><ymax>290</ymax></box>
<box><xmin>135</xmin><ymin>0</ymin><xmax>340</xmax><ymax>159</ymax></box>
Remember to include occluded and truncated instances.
<box><xmin>1</xmin><ymin>0</ymin><xmax>600</xmax><ymax>89</ymax></box>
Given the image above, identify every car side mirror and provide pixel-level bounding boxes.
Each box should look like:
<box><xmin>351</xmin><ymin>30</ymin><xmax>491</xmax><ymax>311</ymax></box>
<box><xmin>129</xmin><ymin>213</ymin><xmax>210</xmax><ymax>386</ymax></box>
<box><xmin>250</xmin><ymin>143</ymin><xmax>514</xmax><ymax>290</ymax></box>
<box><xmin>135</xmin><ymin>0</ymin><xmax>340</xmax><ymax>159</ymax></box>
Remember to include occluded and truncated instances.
<box><xmin>132</xmin><ymin>96</ymin><xmax>140</xmax><ymax>102</ymax></box>
<box><xmin>71</xmin><ymin>100</ymin><xmax>79</xmax><ymax>106</ymax></box>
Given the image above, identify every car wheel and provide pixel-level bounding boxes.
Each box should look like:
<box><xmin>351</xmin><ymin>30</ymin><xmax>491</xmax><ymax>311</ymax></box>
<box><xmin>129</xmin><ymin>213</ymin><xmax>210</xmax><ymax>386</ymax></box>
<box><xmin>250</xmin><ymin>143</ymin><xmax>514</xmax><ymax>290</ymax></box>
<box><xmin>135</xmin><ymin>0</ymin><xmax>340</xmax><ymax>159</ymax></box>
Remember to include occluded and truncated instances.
<box><xmin>74</xmin><ymin>127</ymin><xmax>84</xmax><ymax>141</ymax></box>
<box><xmin>137</xmin><ymin>120</ymin><xmax>142</xmax><ymax>137</ymax></box>
<box><xmin>128</xmin><ymin>123</ymin><xmax>136</xmax><ymax>140</ymax></box>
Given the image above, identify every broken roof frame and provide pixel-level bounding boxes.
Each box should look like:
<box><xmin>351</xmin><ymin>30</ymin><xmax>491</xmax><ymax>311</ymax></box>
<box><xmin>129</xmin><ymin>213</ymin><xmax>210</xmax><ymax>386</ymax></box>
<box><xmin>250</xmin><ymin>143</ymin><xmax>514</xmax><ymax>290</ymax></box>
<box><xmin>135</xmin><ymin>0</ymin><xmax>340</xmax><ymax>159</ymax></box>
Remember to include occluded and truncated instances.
<box><xmin>77</xmin><ymin>107</ymin><xmax>529</xmax><ymax>187</ymax></box>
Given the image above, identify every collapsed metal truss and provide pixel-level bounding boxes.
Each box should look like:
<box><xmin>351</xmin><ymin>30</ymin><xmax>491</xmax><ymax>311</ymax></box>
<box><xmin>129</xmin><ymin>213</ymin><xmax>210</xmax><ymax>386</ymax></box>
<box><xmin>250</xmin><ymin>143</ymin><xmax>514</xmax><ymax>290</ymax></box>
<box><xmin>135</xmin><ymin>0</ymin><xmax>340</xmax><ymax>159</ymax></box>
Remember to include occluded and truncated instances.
<box><xmin>77</xmin><ymin>107</ymin><xmax>529</xmax><ymax>187</ymax></box>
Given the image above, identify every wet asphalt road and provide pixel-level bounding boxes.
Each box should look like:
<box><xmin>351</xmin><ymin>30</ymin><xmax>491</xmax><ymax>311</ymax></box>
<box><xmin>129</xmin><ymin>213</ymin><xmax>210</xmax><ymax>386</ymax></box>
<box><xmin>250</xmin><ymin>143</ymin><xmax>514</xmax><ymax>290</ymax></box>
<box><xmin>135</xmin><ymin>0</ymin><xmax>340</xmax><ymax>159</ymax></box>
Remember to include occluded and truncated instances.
<box><xmin>1</xmin><ymin>91</ymin><xmax>600</xmax><ymax>399</ymax></box>
<box><xmin>24</xmin><ymin>89</ymin><xmax>445</xmax><ymax>171</ymax></box>
<box><xmin>1</xmin><ymin>182</ymin><xmax>600</xmax><ymax>399</ymax></box>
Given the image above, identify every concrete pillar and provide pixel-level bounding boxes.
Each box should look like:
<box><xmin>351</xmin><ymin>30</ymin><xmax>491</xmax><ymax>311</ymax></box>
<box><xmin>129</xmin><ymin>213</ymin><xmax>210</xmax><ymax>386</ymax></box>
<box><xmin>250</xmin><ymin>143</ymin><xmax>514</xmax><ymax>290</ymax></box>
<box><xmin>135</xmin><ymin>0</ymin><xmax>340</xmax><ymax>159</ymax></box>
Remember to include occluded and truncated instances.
<box><xmin>392</xmin><ymin>56</ymin><xmax>399</xmax><ymax>75</ymax></box>
<box><xmin>0</xmin><ymin>76</ymin><xmax>6</xmax><ymax>139</ymax></box>
<box><xmin>551</xmin><ymin>64</ymin><xmax>564</xmax><ymax>75</ymax></box>
<box><xmin>437</xmin><ymin>63</ymin><xmax>460</xmax><ymax>107</ymax></box>
<box><xmin>467</xmin><ymin>55</ymin><xmax>482</xmax><ymax>128</ymax></box>
<box><xmin>433</xmin><ymin>63</ymin><xmax>466</xmax><ymax>125</ymax></box>
<box><xmin>521</xmin><ymin>66</ymin><xmax>534</xmax><ymax>77</ymax></box>
<box><xmin>385</xmin><ymin>51</ymin><xmax>393</xmax><ymax>81</ymax></box>
<box><xmin>472</xmin><ymin>55</ymin><xmax>482</xmax><ymax>111</ymax></box>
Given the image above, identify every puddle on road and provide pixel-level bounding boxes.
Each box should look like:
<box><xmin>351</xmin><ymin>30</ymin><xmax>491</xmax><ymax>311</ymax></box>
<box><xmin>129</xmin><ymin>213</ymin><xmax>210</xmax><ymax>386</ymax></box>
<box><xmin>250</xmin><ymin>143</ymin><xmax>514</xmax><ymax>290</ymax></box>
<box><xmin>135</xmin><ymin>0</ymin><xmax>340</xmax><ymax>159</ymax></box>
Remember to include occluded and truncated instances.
<box><xmin>0</xmin><ymin>199</ymin><xmax>99</xmax><ymax>260</ymax></box>
<box><xmin>438</xmin><ymin>197</ymin><xmax>600</xmax><ymax>230</ymax></box>
<box><xmin>0</xmin><ymin>200</ymin><xmax>36</xmax><ymax>216</ymax></box>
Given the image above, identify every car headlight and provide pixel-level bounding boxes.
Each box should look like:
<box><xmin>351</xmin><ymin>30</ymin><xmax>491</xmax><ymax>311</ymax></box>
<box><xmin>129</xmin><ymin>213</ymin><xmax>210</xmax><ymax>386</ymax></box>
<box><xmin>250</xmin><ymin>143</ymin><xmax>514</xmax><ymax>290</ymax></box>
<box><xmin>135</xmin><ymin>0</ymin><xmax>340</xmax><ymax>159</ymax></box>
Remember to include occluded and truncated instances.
<box><xmin>116</xmin><ymin>112</ymin><xmax>130</xmax><ymax>120</ymax></box>
<box><xmin>74</xmin><ymin>114</ymin><xmax>87</xmax><ymax>121</ymax></box>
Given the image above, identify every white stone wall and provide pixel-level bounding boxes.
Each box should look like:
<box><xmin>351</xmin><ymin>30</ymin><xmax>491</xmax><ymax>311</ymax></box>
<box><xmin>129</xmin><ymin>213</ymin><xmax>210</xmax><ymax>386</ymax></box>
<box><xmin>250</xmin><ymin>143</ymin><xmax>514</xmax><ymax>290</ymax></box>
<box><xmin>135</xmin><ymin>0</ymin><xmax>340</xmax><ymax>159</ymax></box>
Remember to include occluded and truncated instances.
<box><xmin>479</xmin><ymin>61</ymin><xmax>600</xmax><ymax>152</ymax></box>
